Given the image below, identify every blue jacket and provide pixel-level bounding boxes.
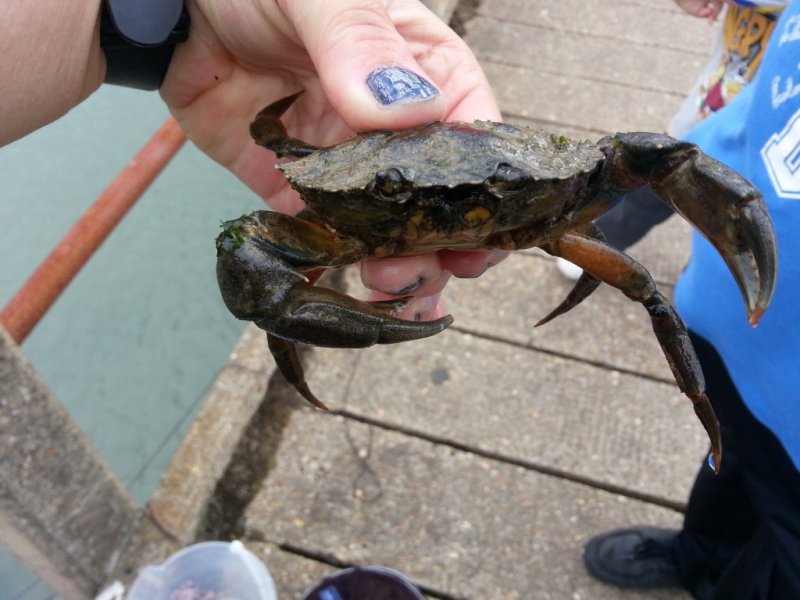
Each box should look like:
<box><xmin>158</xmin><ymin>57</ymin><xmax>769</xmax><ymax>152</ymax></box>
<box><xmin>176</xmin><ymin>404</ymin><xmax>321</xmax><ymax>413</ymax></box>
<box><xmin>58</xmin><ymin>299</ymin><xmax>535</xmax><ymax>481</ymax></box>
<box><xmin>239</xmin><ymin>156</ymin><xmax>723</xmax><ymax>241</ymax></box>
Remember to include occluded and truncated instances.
<box><xmin>675</xmin><ymin>3</ymin><xmax>800</xmax><ymax>469</ymax></box>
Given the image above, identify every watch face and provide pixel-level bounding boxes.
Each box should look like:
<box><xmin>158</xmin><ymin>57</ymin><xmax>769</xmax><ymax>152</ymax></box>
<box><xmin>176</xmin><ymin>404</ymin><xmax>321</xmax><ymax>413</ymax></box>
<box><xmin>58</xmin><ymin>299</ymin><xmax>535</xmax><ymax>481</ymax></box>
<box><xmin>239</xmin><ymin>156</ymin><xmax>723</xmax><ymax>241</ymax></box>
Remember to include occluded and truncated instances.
<box><xmin>104</xmin><ymin>0</ymin><xmax>188</xmax><ymax>46</ymax></box>
<box><xmin>101</xmin><ymin>1</ymin><xmax>189</xmax><ymax>90</ymax></box>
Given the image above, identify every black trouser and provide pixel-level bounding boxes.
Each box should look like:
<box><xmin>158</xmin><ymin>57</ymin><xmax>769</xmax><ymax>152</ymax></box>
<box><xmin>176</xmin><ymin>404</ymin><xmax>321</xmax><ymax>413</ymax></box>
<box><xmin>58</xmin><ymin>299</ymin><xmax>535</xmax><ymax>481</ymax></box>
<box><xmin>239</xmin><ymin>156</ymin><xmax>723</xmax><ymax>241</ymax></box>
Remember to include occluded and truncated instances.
<box><xmin>674</xmin><ymin>333</ymin><xmax>800</xmax><ymax>600</ymax></box>
<box><xmin>595</xmin><ymin>187</ymin><xmax>675</xmax><ymax>250</ymax></box>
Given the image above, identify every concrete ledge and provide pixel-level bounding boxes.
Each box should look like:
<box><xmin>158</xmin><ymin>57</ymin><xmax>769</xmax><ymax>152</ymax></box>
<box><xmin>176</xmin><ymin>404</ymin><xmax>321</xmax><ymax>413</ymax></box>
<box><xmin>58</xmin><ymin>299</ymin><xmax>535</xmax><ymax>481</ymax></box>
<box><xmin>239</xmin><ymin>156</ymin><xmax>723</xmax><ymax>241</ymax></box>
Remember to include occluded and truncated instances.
<box><xmin>0</xmin><ymin>327</ymin><xmax>137</xmax><ymax>599</ymax></box>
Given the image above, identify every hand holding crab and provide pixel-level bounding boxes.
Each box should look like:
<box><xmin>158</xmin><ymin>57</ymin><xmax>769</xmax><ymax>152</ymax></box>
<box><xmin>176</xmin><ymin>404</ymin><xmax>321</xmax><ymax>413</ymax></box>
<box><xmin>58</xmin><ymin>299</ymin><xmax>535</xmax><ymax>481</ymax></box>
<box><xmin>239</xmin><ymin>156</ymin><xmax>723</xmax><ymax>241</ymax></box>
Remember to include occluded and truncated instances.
<box><xmin>217</xmin><ymin>94</ymin><xmax>777</xmax><ymax>472</ymax></box>
<box><xmin>161</xmin><ymin>0</ymin><xmax>502</xmax><ymax>322</ymax></box>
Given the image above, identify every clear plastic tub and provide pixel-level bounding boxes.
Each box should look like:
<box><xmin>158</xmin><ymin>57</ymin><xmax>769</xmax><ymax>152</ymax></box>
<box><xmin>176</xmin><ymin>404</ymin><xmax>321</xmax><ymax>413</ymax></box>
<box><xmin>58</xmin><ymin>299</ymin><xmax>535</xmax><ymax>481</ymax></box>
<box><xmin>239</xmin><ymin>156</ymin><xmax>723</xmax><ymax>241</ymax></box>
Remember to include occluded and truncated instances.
<box><xmin>127</xmin><ymin>540</ymin><xmax>277</xmax><ymax>600</ymax></box>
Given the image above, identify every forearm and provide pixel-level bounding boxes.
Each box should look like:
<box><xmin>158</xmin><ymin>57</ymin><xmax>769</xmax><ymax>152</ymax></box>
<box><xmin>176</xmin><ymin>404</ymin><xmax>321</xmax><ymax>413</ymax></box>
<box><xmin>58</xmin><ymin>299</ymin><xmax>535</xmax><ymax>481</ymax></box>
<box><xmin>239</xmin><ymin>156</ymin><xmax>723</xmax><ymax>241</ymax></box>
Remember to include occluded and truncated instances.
<box><xmin>1</xmin><ymin>0</ymin><xmax>106</xmax><ymax>146</ymax></box>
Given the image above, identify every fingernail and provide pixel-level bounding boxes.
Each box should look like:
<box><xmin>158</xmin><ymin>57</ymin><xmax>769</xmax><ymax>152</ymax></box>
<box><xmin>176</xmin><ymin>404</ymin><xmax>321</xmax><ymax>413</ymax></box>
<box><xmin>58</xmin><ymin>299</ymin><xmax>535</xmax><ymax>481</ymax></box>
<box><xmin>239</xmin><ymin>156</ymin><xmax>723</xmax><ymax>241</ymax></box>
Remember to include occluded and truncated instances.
<box><xmin>390</xmin><ymin>277</ymin><xmax>424</xmax><ymax>296</ymax></box>
<box><xmin>366</xmin><ymin>67</ymin><xmax>439</xmax><ymax>105</ymax></box>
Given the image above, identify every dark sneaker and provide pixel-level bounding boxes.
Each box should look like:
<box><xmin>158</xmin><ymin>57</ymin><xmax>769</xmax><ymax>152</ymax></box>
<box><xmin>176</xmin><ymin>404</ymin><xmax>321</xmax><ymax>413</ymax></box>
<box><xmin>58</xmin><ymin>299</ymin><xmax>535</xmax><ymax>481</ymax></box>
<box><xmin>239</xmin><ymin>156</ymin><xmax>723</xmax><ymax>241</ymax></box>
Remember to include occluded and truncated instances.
<box><xmin>583</xmin><ymin>526</ymin><xmax>683</xmax><ymax>589</ymax></box>
<box><xmin>299</xmin><ymin>566</ymin><xmax>424</xmax><ymax>600</ymax></box>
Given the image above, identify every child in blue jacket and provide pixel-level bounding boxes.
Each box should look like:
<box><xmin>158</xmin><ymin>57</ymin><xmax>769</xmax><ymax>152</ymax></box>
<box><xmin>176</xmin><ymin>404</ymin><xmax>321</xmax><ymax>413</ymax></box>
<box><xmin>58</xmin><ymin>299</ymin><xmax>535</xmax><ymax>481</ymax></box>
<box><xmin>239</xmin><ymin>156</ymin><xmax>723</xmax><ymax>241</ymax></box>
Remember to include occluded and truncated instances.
<box><xmin>584</xmin><ymin>4</ymin><xmax>800</xmax><ymax>598</ymax></box>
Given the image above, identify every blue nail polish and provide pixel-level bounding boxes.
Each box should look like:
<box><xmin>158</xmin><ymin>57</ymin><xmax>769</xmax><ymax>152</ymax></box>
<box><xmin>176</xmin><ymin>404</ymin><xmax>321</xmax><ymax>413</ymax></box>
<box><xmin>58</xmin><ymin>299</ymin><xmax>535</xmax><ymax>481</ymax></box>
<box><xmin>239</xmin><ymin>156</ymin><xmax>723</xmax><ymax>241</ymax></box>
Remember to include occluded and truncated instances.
<box><xmin>366</xmin><ymin>67</ymin><xmax>439</xmax><ymax>105</ymax></box>
<box><xmin>391</xmin><ymin>276</ymin><xmax>424</xmax><ymax>296</ymax></box>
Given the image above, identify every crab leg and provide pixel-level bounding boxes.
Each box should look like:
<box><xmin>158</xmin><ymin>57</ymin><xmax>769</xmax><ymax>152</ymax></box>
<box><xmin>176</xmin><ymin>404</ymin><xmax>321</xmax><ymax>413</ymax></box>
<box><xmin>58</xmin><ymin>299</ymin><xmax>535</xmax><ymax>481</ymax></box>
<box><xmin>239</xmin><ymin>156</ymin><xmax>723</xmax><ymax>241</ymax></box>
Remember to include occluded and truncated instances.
<box><xmin>250</xmin><ymin>92</ymin><xmax>320</xmax><ymax>158</ymax></box>
<box><xmin>266</xmin><ymin>280</ymin><xmax>417</xmax><ymax>410</ymax></box>
<box><xmin>542</xmin><ymin>233</ymin><xmax>722</xmax><ymax>472</ymax></box>
<box><xmin>604</xmin><ymin>133</ymin><xmax>777</xmax><ymax>325</ymax></box>
<box><xmin>536</xmin><ymin>222</ymin><xmax>603</xmax><ymax>326</ymax></box>
<box><xmin>216</xmin><ymin>211</ymin><xmax>453</xmax><ymax>407</ymax></box>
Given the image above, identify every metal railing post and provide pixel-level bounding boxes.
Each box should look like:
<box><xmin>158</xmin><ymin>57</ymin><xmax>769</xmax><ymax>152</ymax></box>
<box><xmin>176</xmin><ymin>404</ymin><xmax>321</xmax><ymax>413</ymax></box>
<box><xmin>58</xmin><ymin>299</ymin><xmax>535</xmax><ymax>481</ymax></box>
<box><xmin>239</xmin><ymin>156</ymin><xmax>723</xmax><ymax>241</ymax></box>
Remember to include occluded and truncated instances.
<box><xmin>0</xmin><ymin>117</ymin><xmax>186</xmax><ymax>344</ymax></box>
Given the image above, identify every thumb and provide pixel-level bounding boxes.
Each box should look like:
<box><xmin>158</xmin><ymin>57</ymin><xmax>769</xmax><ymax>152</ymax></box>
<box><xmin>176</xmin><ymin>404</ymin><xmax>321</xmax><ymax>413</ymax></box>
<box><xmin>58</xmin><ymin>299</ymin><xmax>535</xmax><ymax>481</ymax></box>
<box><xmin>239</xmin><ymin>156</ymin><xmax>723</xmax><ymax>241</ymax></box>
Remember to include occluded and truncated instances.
<box><xmin>280</xmin><ymin>0</ymin><xmax>448</xmax><ymax>131</ymax></box>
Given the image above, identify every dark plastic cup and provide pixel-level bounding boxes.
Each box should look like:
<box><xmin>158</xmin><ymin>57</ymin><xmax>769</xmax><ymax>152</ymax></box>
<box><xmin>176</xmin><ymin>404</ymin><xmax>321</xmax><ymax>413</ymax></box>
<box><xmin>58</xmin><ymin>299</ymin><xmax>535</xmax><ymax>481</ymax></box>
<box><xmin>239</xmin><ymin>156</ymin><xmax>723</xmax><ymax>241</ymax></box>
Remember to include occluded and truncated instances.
<box><xmin>298</xmin><ymin>566</ymin><xmax>425</xmax><ymax>600</ymax></box>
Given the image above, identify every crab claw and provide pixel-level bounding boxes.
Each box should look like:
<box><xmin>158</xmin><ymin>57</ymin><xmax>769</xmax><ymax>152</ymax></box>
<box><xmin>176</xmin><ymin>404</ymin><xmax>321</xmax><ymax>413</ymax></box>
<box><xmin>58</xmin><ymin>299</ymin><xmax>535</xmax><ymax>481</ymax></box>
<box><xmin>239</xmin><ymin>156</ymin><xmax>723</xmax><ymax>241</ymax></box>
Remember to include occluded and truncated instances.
<box><xmin>216</xmin><ymin>211</ymin><xmax>454</xmax><ymax>407</ymax></box>
<box><xmin>606</xmin><ymin>133</ymin><xmax>777</xmax><ymax>326</ymax></box>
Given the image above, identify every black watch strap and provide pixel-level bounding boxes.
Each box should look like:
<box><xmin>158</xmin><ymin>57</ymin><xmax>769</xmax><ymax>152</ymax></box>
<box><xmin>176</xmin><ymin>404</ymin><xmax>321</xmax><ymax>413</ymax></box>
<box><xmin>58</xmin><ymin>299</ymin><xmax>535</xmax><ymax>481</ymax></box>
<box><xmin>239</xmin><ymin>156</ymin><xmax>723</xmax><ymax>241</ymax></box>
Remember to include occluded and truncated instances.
<box><xmin>101</xmin><ymin>0</ymin><xmax>190</xmax><ymax>91</ymax></box>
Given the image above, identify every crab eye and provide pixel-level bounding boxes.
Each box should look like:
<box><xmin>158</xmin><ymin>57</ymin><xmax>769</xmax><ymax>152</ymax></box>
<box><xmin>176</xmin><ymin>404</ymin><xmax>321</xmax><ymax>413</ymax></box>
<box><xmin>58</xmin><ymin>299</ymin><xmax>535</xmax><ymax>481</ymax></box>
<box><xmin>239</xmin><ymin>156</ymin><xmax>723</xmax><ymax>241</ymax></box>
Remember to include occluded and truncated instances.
<box><xmin>486</xmin><ymin>162</ymin><xmax>528</xmax><ymax>192</ymax></box>
<box><xmin>374</xmin><ymin>168</ymin><xmax>406</xmax><ymax>195</ymax></box>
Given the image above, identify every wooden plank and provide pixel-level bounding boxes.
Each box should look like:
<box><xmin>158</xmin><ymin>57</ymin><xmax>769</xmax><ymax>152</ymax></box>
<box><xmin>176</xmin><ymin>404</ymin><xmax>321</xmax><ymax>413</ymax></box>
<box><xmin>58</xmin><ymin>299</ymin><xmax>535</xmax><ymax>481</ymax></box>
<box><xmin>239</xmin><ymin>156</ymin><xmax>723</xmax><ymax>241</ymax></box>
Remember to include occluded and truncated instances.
<box><xmin>303</xmin><ymin>325</ymin><xmax>707</xmax><ymax>505</ymax></box>
<box><xmin>475</xmin><ymin>0</ymin><xmax>719</xmax><ymax>55</ymax></box>
<box><xmin>467</xmin><ymin>17</ymin><xmax>705</xmax><ymax>96</ymax></box>
<box><xmin>483</xmin><ymin>60</ymin><xmax>686</xmax><ymax>133</ymax></box>
<box><xmin>247</xmin><ymin>411</ymin><xmax>690</xmax><ymax>599</ymax></box>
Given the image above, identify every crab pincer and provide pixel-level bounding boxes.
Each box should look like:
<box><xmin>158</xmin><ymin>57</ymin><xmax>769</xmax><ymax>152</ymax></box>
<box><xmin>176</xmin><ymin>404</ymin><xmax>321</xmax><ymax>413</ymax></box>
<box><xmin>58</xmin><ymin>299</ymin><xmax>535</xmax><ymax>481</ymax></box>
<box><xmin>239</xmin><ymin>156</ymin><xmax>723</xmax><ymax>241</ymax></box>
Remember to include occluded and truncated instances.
<box><xmin>542</xmin><ymin>133</ymin><xmax>777</xmax><ymax>471</ymax></box>
<box><xmin>603</xmin><ymin>133</ymin><xmax>776</xmax><ymax>325</ymax></box>
<box><xmin>216</xmin><ymin>211</ymin><xmax>454</xmax><ymax>408</ymax></box>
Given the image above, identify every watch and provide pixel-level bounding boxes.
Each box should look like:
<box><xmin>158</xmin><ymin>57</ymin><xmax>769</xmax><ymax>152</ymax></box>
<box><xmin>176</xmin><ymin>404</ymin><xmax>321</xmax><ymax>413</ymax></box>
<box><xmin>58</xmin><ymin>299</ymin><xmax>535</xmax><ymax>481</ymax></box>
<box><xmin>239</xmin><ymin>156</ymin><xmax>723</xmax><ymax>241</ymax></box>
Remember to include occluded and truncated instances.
<box><xmin>101</xmin><ymin>0</ymin><xmax>190</xmax><ymax>90</ymax></box>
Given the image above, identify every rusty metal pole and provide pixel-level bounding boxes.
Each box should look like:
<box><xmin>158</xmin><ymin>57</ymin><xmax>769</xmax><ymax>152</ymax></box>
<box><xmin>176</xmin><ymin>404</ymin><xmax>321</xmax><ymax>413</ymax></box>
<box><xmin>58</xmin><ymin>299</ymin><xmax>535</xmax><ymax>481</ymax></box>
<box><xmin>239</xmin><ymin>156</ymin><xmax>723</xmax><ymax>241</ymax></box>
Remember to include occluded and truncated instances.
<box><xmin>0</xmin><ymin>117</ymin><xmax>187</xmax><ymax>344</ymax></box>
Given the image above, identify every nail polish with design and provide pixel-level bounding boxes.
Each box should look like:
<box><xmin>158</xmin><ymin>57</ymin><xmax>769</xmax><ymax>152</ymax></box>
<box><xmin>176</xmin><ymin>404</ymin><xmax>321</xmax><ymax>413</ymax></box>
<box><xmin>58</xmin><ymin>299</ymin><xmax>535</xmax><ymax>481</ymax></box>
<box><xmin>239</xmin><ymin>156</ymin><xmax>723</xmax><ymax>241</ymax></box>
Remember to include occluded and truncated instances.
<box><xmin>366</xmin><ymin>66</ymin><xmax>439</xmax><ymax>105</ymax></box>
<box><xmin>390</xmin><ymin>277</ymin><xmax>424</xmax><ymax>296</ymax></box>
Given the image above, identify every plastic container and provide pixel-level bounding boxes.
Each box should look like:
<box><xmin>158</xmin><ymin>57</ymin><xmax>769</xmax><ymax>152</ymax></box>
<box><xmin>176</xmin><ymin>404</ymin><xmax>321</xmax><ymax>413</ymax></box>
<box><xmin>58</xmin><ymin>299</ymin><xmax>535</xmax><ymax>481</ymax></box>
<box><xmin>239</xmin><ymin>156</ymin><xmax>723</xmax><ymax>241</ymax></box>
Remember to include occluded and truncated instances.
<box><xmin>298</xmin><ymin>566</ymin><xmax>424</xmax><ymax>600</ymax></box>
<box><xmin>127</xmin><ymin>540</ymin><xmax>277</xmax><ymax>600</ymax></box>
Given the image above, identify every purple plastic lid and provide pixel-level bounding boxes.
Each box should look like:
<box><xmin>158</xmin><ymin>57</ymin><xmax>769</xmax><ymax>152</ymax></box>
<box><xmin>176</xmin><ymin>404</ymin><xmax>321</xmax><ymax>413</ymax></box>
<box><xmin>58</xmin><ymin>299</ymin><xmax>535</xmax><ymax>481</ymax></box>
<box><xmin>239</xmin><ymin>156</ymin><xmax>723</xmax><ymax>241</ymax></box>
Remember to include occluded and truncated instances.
<box><xmin>299</xmin><ymin>566</ymin><xmax>424</xmax><ymax>600</ymax></box>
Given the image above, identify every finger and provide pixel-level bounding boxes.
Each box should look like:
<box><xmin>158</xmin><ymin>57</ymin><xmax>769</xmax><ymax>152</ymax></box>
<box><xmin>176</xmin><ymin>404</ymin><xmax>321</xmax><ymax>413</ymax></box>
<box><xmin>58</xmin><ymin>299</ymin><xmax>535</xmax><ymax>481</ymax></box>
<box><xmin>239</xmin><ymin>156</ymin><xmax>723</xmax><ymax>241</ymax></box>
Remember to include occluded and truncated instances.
<box><xmin>439</xmin><ymin>249</ymin><xmax>509</xmax><ymax>278</ymax></box>
<box><xmin>279</xmin><ymin>0</ymin><xmax>448</xmax><ymax>131</ymax></box>
<box><xmin>368</xmin><ymin>290</ymin><xmax>448</xmax><ymax>321</ymax></box>
<box><xmin>360</xmin><ymin>254</ymin><xmax>450</xmax><ymax>297</ymax></box>
<box><xmin>385</xmin><ymin>2</ymin><xmax>500</xmax><ymax>122</ymax></box>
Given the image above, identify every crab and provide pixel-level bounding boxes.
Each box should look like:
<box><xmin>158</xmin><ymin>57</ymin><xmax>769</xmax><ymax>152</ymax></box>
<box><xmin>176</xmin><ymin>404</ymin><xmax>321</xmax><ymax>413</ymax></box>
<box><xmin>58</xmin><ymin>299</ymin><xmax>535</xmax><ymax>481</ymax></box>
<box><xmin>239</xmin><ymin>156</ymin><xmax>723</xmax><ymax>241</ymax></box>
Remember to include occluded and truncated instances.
<box><xmin>216</xmin><ymin>92</ymin><xmax>777</xmax><ymax>471</ymax></box>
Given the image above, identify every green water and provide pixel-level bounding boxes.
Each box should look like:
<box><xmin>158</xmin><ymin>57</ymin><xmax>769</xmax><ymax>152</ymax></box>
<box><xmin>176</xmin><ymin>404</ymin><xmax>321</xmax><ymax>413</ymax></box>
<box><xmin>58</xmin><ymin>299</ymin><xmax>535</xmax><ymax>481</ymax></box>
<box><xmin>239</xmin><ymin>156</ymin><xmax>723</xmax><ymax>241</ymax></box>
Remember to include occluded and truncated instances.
<box><xmin>0</xmin><ymin>87</ymin><xmax>266</xmax><ymax>599</ymax></box>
